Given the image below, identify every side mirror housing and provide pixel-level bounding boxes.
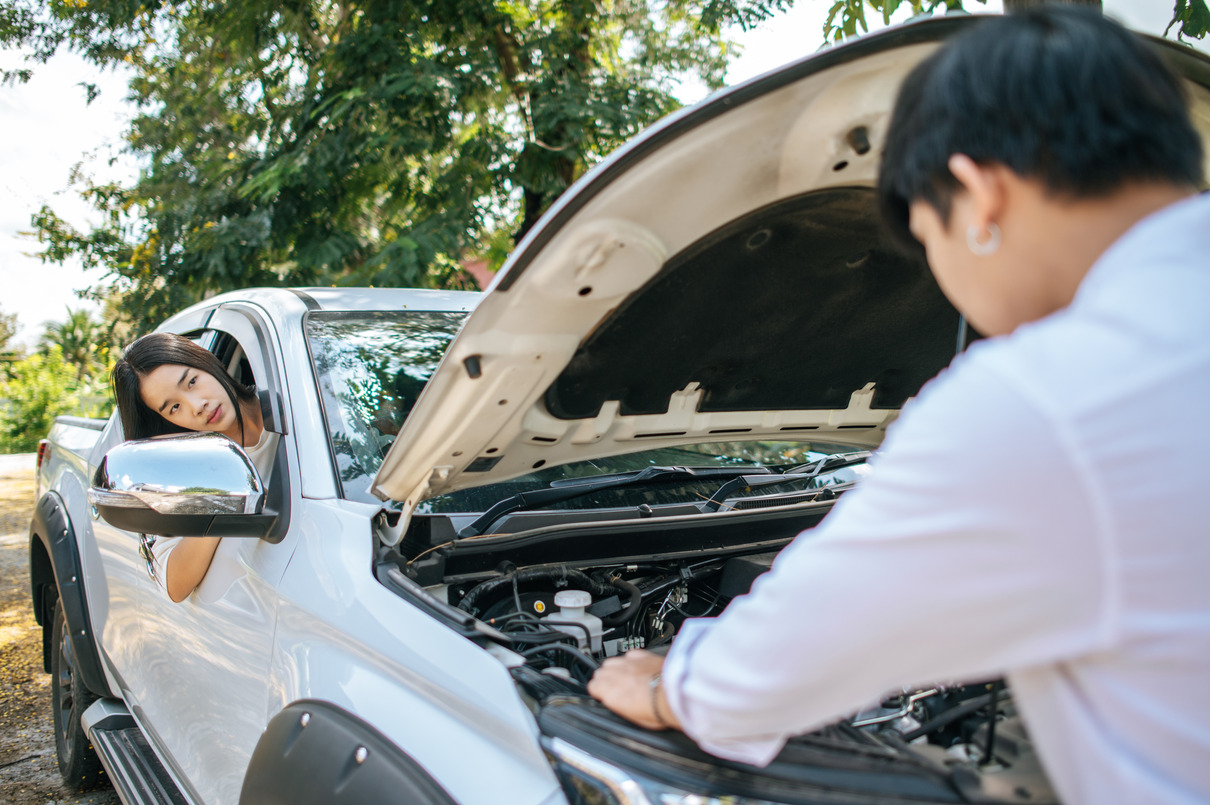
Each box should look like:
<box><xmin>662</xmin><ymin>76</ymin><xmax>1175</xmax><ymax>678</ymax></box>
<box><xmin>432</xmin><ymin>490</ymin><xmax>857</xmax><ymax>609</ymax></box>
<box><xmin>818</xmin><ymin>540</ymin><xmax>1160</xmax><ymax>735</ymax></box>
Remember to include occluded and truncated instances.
<box><xmin>88</xmin><ymin>432</ymin><xmax>278</xmax><ymax>538</ymax></box>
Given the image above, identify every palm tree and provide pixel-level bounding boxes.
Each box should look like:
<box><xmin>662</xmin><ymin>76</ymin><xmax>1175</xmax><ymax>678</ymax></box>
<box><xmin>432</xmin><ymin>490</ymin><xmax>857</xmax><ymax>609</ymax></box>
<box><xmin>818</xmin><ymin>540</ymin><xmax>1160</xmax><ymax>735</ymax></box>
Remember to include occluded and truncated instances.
<box><xmin>0</xmin><ymin>307</ymin><xmax>20</xmax><ymax>377</ymax></box>
<box><xmin>41</xmin><ymin>308</ymin><xmax>104</xmax><ymax>380</ymax></box>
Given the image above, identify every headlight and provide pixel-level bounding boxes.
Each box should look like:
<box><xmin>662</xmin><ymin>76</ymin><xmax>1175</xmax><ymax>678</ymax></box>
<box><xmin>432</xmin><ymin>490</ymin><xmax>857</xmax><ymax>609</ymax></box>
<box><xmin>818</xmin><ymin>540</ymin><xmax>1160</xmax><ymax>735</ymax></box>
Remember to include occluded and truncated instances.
<box><xmin>534</xmin><ymin>696</ymin><xmax>978</xmax><ymax>805</ymax></box>
<box><xmin>546</xmin><ymin>737</ymin><xmax>783</xmax><ymax>805</ymax></box>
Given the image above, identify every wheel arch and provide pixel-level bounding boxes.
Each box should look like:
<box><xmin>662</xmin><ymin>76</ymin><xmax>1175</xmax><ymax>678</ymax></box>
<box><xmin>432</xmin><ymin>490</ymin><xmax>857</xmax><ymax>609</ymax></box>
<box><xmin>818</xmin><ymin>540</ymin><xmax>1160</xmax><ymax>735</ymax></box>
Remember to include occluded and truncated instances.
<box><xmin>240</xmin><ymin>700</ymin><xmax>458</xmax><ymax>805</ymax></box>
<box><xmin>28</xmin><ymin>490</ymin><xmax>113</xmax><ymax>697</ymax></box>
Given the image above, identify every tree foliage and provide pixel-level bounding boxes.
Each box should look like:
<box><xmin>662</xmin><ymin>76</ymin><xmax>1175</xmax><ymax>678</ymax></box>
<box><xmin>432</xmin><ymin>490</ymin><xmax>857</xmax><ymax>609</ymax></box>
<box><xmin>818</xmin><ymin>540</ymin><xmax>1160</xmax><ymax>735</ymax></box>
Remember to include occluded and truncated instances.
<box><xmin>0</xmin><ymin>307</ymin><xmax>23</xmax><ymax>385</ymax></box>
<box><xmin>1168</xmin><ymin>0</ymin><xmax>1210</xmax><ymax>39</ymax></box>
<box><xmin>820</xmin><ymin>0</ymin><xmax>1208</xmax><ymax>44</ymax></box>
<box><xmin>40</xmin><ymin>308</ymin><xmax>109</xmax><ymax>380</ymax></box>
<box><xmin>0</xmin><ymin>1</ymin><xmax>39</xmax><ymax>84</ymax></box>
<box><xmin>31</xmin><ymin>0</ymin><xmax>790</xmax><ymax>335</ymax></box>
<box><xmin>0</xmin><ymin>307</ymin><xmax>18</xmax><ymax>357</ymax></box>
<box><xmin>0</xmin><ymin>346</ymin><xmax>112</xmax><ymax>452</ymax></box>
<box><xmin>0</xmin><ymin>308</ymin><xmax>114</xmax><ymax>451</ymax></box>
<box><xmin>23</xmin><ymin>0</ymin><xmax>1208</xmax><ymax>337</ymax></box>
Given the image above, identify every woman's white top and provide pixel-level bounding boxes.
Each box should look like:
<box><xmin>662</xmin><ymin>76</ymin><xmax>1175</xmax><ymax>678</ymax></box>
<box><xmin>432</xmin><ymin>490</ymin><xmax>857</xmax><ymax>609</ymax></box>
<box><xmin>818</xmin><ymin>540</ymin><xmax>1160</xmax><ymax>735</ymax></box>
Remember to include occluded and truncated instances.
<box><xmin>661</xmin><ymin>193</ymin><xmax>1210</xmax><ymax>805</ymax></box>
<box><xmin>149</xmin><ymin>427</ymin><xmax>280</xmax><ymax>585</ymax></box>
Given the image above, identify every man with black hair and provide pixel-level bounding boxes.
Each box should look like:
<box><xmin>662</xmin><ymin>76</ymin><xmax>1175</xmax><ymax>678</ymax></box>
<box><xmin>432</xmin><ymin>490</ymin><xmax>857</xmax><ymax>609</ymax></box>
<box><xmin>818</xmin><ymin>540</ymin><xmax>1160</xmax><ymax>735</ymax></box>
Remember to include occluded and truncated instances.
<box><xmin>589</xmin><ymin>8</ymin><xmax>1210</xmax><ymax>804</ymax></box>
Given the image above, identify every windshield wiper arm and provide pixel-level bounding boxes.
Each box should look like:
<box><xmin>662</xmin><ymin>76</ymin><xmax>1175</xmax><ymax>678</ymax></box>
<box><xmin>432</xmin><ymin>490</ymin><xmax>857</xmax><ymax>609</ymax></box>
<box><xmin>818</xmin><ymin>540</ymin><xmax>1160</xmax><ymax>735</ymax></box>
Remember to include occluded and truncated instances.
<box><xmin>457</xmin><ymin>465</ymin><xmax>770</xmax><ymax>538</ymax></box>
<box><xmin>700</xmin><ymin>452</ymin><xmax>872</xmax><ymax>512</ymax></box>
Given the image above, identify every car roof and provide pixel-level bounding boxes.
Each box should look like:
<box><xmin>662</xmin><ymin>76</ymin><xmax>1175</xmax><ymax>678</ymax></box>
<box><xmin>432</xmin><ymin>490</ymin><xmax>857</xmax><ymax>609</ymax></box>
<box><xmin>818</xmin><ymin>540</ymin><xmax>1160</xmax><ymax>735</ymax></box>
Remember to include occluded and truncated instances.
<box><xmin>293</xmin><ymin>287</ymin><xmax>483</xmax><ymax>312</ymax></box>
<box><xmin>164</xmin><ymin>286</ymin><xmax>483</xmax><ymax>329</ymax></box>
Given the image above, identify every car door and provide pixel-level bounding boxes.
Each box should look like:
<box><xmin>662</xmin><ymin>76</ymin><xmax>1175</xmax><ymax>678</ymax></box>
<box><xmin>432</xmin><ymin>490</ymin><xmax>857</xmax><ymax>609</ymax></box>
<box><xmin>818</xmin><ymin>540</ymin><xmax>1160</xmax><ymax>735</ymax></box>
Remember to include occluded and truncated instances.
<box><xmin>132</xmin><ymin>303</ymin><xmax>299</xmax><ymax>804</ymax></box>
<box><xmin>83</xmin><ymin>410</ymin><xmax>148</xmax><ymax>695</ymax></box>
<box><xmin>84</xmin><ymin>304</ymin><xmax>215</xmax><ymax>699</ymax></box>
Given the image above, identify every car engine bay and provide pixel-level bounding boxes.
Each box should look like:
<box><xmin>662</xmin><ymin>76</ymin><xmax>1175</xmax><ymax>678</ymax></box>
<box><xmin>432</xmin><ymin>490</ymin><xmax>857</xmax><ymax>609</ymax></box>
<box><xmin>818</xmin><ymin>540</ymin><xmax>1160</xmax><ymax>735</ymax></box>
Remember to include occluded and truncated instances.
<box><xmin>374</xmin><ymin>451</ymin><xmax>1059</xmax><ymax>804</ymax></box>
<box><xmin>373</xmin><ymin>534</ymin><xmax>1059</xmax><ymax>804</ymax></box>
<box><xmin>463</xmin><ymin>552</ymin><xmax>1057</xmax><ymax>804</ymax></box>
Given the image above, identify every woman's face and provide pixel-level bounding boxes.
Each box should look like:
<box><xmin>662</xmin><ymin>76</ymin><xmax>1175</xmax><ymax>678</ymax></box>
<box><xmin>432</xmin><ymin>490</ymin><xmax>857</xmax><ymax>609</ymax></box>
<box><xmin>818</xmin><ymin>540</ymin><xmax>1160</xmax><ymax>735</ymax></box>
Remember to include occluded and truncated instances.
<box><xmin>138</xmin><ymin>363</ymin><xmax>240</xmax><ymax>441</ymax></box>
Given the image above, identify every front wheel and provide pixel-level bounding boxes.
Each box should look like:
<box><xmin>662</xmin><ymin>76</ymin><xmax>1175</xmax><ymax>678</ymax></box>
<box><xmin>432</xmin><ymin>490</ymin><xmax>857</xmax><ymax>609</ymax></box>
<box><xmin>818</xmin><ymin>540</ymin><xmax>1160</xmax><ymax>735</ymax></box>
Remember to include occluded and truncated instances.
<box><xmin>50</xmin><ymin>598</ymin><xmax>104</xmax><ymax>790</ymax></box>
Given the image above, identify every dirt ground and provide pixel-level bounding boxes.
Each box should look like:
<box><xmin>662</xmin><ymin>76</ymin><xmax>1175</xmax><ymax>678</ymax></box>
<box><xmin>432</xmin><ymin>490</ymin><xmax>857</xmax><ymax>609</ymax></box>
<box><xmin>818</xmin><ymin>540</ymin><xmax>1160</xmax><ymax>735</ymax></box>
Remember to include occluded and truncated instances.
<box><xmin>0</xmin><ymin>454</ymin><xmax>119</xmax><ymax>805</ymax></box>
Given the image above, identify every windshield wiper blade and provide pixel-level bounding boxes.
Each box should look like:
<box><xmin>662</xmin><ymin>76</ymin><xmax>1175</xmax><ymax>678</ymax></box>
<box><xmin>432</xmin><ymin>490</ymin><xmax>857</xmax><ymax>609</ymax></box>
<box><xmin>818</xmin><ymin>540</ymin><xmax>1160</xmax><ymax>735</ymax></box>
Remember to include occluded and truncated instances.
<box><xmin>700</xmin><ymin>452</ymin><xmax>871</xmax><ymax>512</ymax></box>
<box><xmin>457</xmin><ymin>465</ymin><xmax>770</xmax><ymax>538</ymax></box>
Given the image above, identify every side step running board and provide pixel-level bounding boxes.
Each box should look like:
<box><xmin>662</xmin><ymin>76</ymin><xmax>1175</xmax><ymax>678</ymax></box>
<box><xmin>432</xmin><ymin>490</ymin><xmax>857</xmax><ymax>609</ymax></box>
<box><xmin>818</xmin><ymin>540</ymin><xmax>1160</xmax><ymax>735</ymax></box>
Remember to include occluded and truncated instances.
<box><xmin>82</xmin><ymin>699</ymin><xmax>191</xmax><ymax>805</ymax></box>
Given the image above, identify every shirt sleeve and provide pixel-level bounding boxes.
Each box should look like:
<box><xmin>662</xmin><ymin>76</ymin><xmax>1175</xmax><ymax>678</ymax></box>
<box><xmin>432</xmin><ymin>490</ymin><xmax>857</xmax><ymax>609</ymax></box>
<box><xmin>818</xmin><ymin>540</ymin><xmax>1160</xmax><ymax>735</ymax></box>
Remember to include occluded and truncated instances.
<box><xmin>244</xmin><ymin>431</ymin><xmax>279</xmax><ymax>481</ymax></box>
<box><xmin>660</xmin><ymin>353</ymin><xmax>1113</xmax><ymax>766</ymax></box>
<box><xmin>149</xmin><ymin>535</ymin><xmax>183</xmax><ymax>592</ymax></box>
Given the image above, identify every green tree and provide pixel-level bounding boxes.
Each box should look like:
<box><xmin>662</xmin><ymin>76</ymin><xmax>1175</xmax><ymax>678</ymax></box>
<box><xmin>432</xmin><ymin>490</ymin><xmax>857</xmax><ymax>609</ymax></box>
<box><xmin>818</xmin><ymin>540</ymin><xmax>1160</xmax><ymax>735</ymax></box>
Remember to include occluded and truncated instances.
<box><xmin>0</xmin><ymin>1</ymin><xmax>38</xmax><ymax>84</ymax></box>
<box><xmin>821</xmin><ymin>0</ymin><xmax>1208</xmax><ymax>44</ymax></box>
<box><xmin>40</xmin><ymin>308</ymin><xmax>107</xmax><ymax>380</ymax></box>
<box><xmin>33</xmin><ymin>0</ymin><xmax>790</xmax><ymax>334</ymax></box>
<box><xmin>28</xmin><ymin>0</ymin><xmax>1207</xmax><ymax>335</ymax></box>
<box><xmin>0</xmin><ymin>307</ymin><xmax>17</xmax><ymax>354</ymax></box>
<box><xmin>0</xmin><ymin>307</ymin><xmax>21</xmax><ymax>381</ymax></box>
<box><xmin>0</xmin><ymin>346</ymin><xmax>112</xmax><ymax>452</ymax></box>
<box><xmin>1168</xmin><ymin>0</ymin><xmax>1210</xmax><ymax>38</ymax></box>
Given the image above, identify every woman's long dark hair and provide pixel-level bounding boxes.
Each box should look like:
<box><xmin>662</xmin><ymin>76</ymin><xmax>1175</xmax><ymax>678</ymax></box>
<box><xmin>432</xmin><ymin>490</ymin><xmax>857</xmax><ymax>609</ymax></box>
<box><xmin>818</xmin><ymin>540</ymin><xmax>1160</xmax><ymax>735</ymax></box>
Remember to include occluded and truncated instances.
<box><xmin>113</xmin><ymin>333</ymin><xmax>257</xmax><ymax>442</ymax></box>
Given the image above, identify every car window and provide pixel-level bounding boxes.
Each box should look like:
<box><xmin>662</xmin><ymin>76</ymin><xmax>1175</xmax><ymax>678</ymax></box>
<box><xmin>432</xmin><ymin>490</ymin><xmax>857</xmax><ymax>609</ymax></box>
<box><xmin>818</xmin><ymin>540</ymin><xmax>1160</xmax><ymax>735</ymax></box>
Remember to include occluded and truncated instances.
<box><xmin>415</xmin><ymin>440</ymin><xmax>868</xmax><ymax>514</ymax></box>
<box><xmin>305</xmin><ymin>310</ymin><xmax>468</xmax><ymax>502</ymax></box>
<box><xmin>304</xmin><ymin>310</ymin><xmax>871</xmax><ymax>509</ymax></box>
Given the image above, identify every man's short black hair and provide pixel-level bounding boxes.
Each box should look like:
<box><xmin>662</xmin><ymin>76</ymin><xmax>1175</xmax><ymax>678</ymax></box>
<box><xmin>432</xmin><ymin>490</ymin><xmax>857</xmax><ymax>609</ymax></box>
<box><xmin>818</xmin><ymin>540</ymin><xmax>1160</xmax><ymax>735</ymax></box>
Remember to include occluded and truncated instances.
<box><xmin>879</xmin><ymin>6</ymin><xmax>1205</xmax><ymax>251</ymax></box>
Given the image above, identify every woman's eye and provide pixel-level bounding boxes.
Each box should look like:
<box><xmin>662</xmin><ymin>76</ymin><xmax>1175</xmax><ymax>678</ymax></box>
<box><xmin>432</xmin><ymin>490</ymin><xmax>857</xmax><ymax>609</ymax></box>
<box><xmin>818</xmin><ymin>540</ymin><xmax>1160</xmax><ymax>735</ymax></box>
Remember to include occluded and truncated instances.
<box><xmin>169</xmin><ymin>404</ymin><xmax>179</xmax><ymax>414</ymax></box>
<box><xmin>188</xmin><ymin>376</ymin><xmax>196</xmax><ymax>387</ymax></box>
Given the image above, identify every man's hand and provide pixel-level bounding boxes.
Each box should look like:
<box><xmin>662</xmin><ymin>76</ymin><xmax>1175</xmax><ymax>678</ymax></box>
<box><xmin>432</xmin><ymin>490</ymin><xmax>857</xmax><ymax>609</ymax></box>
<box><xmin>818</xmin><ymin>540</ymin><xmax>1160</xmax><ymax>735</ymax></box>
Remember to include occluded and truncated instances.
<box><xmin>587</xmin><ymin>649</ymin><xmax>682</xmax><ymax>731</ymax></box>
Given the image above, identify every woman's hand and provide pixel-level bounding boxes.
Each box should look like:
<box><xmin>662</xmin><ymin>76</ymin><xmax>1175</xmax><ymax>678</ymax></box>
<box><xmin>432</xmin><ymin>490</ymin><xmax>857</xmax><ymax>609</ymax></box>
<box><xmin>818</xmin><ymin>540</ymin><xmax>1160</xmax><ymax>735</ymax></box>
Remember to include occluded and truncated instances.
<box><xmin>587</xmin><ymin>649</ymin><xmax>682</xmax><ymax>731</ymax></box>
<box><xmin>164</xmin><ymin>537</ymin><xmax>222</xmax><ymax>602</ymax></box>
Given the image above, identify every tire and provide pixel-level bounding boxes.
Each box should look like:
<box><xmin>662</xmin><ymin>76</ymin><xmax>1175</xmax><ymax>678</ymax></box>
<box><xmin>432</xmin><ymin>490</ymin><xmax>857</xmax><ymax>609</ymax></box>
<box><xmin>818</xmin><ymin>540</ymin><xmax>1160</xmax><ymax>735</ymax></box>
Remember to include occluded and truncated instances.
<box><xmin>50</xmin><ymin>598</ymin><xmax>104</xmax><ymax>791</ymax></box>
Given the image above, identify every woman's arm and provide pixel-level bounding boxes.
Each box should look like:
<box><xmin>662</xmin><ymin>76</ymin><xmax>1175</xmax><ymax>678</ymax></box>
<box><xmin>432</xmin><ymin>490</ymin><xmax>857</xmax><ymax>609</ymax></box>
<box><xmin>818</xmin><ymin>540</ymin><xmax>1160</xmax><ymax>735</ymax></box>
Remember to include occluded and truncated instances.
<box><xmin>163</xmin><ymin>537</ymin><xmax>222</xmax><ymax>602</ymax></box>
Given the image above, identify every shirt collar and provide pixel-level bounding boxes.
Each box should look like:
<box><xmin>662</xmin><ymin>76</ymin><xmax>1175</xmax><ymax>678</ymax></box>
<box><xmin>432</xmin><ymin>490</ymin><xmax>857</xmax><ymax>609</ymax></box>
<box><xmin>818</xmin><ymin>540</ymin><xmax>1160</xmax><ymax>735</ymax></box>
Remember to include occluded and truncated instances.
<box><xmin>1074</xmin><ymin>191</ymin><xmax>1210</xmax><ymax>303</ymax></box>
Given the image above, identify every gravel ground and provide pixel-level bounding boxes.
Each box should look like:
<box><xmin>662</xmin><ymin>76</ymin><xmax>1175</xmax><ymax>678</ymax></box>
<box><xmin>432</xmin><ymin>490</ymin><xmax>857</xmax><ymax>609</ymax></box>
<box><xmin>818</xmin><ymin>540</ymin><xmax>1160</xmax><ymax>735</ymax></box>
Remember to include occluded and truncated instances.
<box><xmin>0</xmin><ymin>454</ymin><xmax>119</xmax><ymax>805</ymax></box>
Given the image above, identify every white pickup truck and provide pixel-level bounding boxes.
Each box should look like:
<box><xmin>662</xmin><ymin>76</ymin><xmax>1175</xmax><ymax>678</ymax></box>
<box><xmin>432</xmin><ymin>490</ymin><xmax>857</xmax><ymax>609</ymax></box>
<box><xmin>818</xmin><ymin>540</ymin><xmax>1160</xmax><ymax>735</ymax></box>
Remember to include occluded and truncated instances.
<box><xmin>28</xmin><ymin>16</ymin><xmax>1210</xmax><ymax>805</ymax></box>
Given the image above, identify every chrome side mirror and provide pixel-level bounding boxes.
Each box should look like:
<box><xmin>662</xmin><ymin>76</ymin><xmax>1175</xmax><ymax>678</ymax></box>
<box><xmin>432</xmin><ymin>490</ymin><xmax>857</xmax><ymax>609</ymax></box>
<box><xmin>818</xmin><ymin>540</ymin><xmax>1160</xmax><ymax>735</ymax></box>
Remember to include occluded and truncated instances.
<box><xmin>89</xmin><ymin>432</ymin><xmax>267</xmax><ymax>537</ymax></box>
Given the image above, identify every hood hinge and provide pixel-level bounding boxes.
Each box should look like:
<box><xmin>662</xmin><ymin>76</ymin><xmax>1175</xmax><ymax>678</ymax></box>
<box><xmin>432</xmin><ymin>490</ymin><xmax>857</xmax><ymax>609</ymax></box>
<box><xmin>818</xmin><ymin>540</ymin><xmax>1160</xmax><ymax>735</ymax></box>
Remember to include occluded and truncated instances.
<box><xmin>373</xmin><ymin>508</ymin><xmax>407</xmax><ymax>547</ymax></box>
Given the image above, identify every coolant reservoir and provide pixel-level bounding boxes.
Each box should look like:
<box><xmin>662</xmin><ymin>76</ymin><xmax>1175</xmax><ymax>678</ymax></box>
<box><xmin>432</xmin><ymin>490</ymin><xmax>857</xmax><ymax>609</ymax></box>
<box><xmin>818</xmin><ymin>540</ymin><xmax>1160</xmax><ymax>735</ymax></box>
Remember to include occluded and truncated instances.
<box><xmin>547</xmin><ymin>590</ymin><xmax>603</xmax><ymax>654</ymax></box>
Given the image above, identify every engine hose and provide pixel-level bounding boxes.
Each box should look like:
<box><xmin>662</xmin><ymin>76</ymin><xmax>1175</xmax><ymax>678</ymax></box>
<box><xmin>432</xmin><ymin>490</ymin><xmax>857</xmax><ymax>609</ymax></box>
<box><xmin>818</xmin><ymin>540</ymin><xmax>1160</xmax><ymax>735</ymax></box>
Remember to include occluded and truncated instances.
<box><xmin>897</xmin><ymin>692</ymin><xmax>996</xmax><ymax>743</ymax></box>
<box><xmin>457</xmin><ymin>566</ymin><xmax>613</xmax><ymax>616</ymax></box>
<box><xmin>518</xmin><ymin>643</ymin><xmax>600</xmax><ymax>673</ymax></box>
<box><xmin>601</xmin><ymin>578</ymin><xmax>643</xmax><ymax>627</ymax></box>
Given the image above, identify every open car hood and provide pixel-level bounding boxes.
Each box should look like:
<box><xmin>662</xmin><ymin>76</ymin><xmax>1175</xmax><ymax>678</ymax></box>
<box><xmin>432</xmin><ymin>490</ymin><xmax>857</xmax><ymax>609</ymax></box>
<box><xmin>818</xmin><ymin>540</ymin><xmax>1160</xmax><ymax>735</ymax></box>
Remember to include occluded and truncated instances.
<box><xmin>373</xmin><ymin>16</ymin><xmax>1210</xmax><ymax>513</ymax></box>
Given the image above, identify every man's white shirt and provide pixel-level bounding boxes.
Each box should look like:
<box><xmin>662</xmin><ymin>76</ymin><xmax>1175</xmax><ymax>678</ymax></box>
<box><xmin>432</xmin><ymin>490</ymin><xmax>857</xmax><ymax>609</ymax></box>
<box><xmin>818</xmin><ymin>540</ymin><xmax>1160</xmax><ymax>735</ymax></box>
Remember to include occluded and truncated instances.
<box><xmin>661</xmin><ymin>193</ymin><xmax>1210</xmax><ymax>805</ymax></box>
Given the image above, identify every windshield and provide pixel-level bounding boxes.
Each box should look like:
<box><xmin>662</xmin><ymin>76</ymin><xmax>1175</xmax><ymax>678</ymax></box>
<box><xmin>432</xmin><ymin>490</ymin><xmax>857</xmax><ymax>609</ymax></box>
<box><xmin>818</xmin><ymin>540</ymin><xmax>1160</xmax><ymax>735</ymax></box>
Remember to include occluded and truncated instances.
<box><xmin>306</xmin><ymin>310</ymin><xmax>467</xmax><ymax>501</ymax></box>
<box><xmin>306</xmin><ymin>311</ymin><xmax>868</xmax><ymax>508</ymax></box>
<box><xmin>416</xmin><ymin>441</ymin><xmax>868</xmax><ymax>515</ymax></box>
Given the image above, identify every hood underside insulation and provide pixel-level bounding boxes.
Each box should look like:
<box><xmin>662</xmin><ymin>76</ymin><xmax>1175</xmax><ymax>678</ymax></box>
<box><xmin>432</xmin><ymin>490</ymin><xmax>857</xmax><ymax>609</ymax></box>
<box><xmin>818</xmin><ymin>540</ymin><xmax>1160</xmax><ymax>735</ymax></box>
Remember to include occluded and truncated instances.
<box><xmin>545</xmin><ymin>187</ymin><xmax>964</xmax><ymax>419</ymax></box>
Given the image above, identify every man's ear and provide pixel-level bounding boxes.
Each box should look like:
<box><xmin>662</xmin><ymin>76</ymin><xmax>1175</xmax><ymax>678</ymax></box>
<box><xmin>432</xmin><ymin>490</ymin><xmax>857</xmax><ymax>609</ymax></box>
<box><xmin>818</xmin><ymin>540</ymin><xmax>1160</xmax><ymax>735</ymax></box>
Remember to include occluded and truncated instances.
<box><xmin>948</xmin><ymin>154</ymin><xmax>1006</xmax><ymax>231</ymax></box>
